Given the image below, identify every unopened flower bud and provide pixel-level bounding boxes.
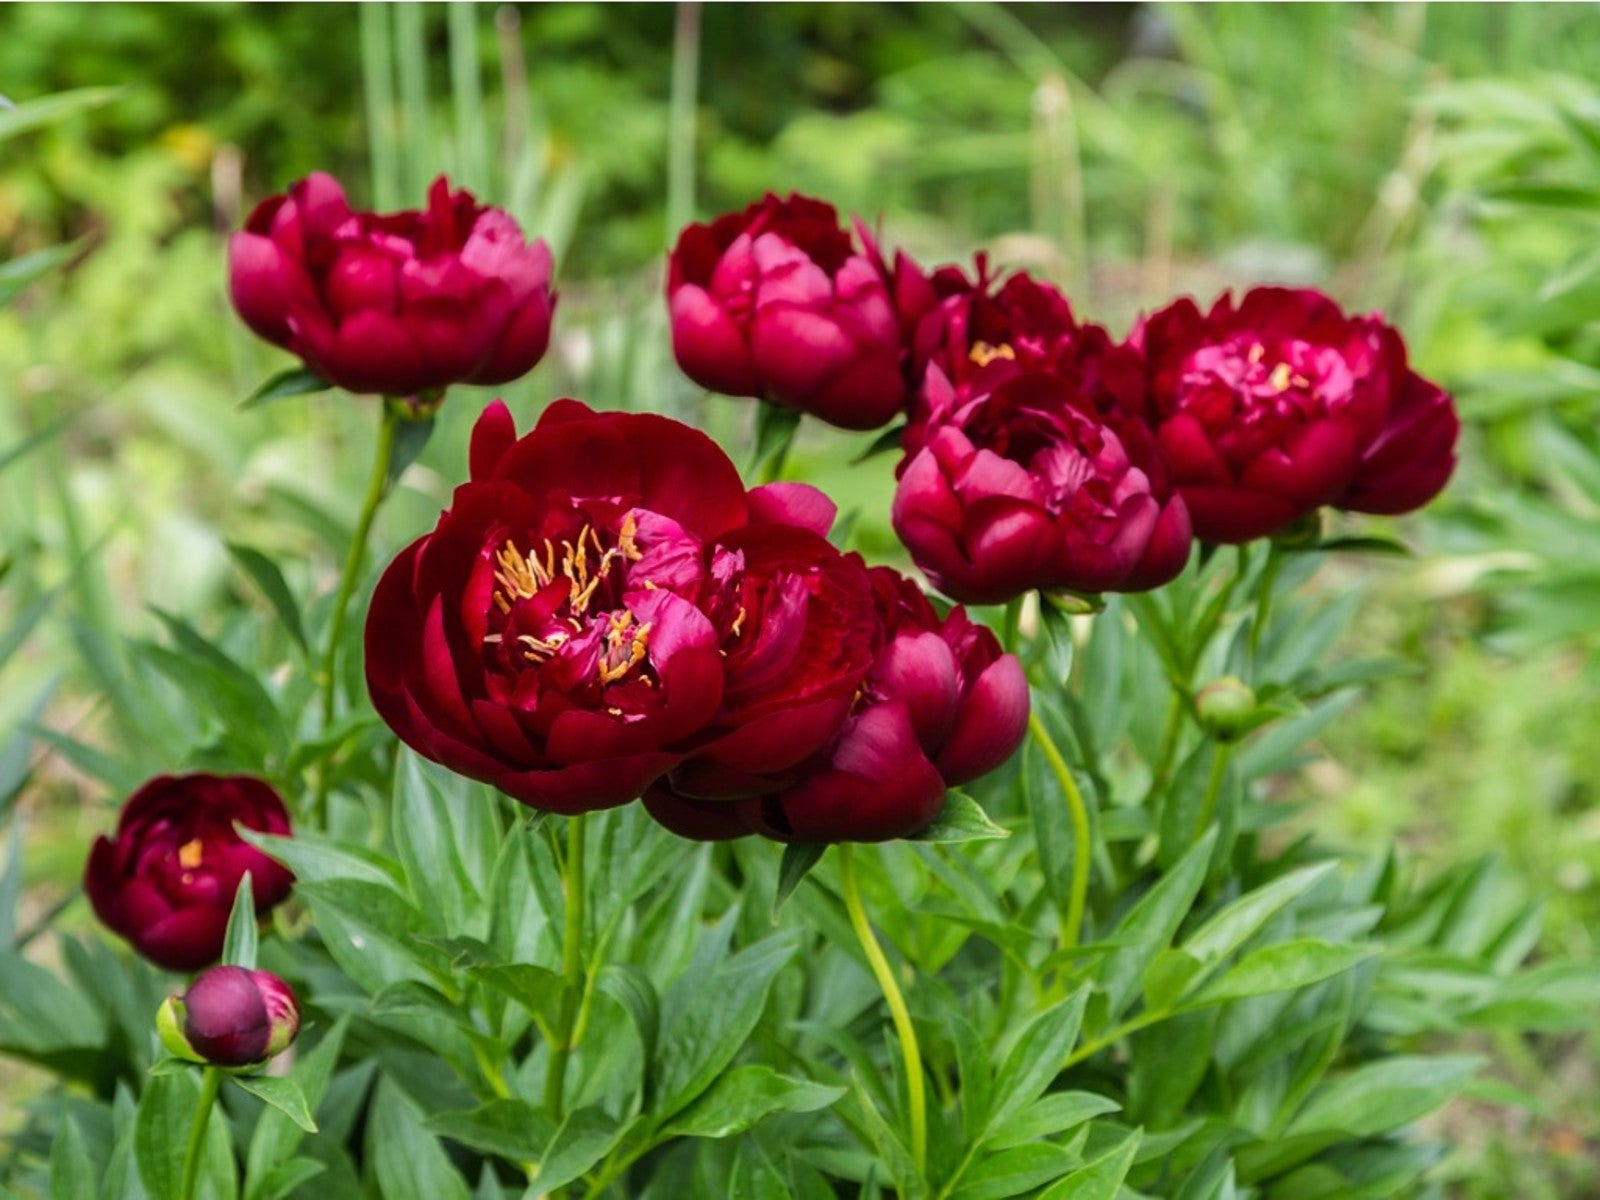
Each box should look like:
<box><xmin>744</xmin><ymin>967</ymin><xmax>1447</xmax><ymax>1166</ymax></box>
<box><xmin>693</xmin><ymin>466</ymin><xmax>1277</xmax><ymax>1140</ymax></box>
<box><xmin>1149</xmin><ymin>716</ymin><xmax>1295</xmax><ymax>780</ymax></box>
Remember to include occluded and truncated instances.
<box><xmin>1194</xmin><ymin>677</ymin><xmax>1257</xmax><ymax>742</ymax></box>
<box><xmin>158</xmin><ymin>966</ymin><xmax>300</xmax><ymax>1070</ymax></box>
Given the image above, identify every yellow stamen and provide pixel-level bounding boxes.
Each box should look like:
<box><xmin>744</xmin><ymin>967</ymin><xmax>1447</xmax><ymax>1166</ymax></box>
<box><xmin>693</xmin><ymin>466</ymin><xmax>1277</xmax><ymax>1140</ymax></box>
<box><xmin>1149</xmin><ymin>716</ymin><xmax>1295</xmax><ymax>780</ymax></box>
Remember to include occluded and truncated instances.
<box><xmin>1268</xmin><ymin>362</ymin><xmax>1293</xmax><ymax>392</ymax></box>
<box><xmin>969</xmin><ymin>341</ymin><xmax>1016</xmax><ymax>367</ymax></box>
<box><xmin>177</xmin><ymin>838</ymin><xmax>205</xmax><ymax>870</ymax></box>
<box><xmin>729</xmin><ymin>606</ymin><xmax>747</xmax><ymax>639</ymax></box>
<box><xmin>1248</xmin><ymin>342</ymin><xmax>1266</xmax><ymax>364</ymax></box>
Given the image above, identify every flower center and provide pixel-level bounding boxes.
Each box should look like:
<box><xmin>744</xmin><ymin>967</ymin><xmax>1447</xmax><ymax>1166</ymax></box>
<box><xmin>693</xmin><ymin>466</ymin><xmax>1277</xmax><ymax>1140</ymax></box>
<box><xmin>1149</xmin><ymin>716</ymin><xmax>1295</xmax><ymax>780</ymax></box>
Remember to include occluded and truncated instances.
<box><xmin>969</xmin><ymin>341</ymin><xmax>1016</xmax><ymax>368</ymax></box>
<box><xmin>484</xmin><ymin>513</ymin><xmax>657</xmax><ymax>688</ymax></box>
<box><xmin>177</xmin><ymin>838</ymin><xmax>205</xmax><ymax>870</ymax></box>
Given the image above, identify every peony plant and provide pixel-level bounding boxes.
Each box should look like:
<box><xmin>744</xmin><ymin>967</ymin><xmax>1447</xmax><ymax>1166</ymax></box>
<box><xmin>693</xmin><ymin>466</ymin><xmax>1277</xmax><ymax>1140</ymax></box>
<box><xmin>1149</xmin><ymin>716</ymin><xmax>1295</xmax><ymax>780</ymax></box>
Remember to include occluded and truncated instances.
<box><xmin>10</xmin><ymin>169</ymin><xmax>1579</xmax><ymax>1200</ymax></box>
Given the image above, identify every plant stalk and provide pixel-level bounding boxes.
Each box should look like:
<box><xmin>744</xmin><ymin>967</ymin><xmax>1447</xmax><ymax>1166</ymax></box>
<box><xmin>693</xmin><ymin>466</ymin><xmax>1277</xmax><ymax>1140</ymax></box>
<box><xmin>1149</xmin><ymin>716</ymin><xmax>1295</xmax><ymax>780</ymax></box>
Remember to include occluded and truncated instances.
<box><xmin>545</xmin><ymin>812</ymin><xmax>587</xmax><ymax>1119</ymax></box>
<box><xmin>1029</xmin><ymin>710</ymin><xmax>1091</xmax><ymax>952</ymax></box>
<box><xmin>838</xmin><ymin>843</ymin><xmax>926</xmax><ymax>1178</ymax></box>
<box><xmin>180</xmin><ymin>1067</ymin><xmax>224</xmax><ymax>1200</ymax></box>
<box><xmin>312</xmin><ymin>400</ymin><xmax>401</xmax><ymax>822</ymax></box>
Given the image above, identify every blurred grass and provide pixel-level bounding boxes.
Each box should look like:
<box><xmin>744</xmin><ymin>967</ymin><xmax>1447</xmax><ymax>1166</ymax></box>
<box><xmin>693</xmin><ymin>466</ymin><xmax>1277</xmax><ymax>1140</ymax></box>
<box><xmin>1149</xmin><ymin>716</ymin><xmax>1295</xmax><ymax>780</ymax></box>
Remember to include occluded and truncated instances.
<box><xmin>4</xmin><ymin>3</ymin><xmax>1600</xmax><ymax>1191</ymax></box>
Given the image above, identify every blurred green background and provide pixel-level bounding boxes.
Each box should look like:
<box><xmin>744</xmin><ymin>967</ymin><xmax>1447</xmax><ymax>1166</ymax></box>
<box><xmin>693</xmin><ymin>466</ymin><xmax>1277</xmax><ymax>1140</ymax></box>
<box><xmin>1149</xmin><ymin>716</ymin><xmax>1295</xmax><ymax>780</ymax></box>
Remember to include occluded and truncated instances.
<box><xmin>4</xmin><ymin>3</ymin><xmax>1600</xmax><ymax>1193</ymax></box>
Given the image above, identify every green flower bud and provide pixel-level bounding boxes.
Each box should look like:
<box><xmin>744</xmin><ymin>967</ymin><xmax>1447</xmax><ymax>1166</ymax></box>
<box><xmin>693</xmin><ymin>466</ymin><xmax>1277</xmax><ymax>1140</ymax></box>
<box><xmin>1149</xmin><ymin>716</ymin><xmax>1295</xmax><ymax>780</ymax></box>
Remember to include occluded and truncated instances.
<box><xmin>1194</xmin><ymin>677</ymin><xmax>1258</xmax><ymax>742</ymax></box>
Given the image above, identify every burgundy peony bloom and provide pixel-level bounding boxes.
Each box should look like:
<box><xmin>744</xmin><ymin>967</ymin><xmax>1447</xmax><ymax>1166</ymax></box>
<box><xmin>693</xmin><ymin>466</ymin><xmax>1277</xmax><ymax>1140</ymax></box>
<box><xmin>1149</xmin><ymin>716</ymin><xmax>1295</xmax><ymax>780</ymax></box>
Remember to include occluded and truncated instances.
<box><xmin>667</xmin><ymin>193</ymin><xmax>911</xmax><ymax>431</ymax></box>
<box><xmin>1336</xmin><ymin>371</ymin><xmax>1459</xmax><ymax>515</ymax></box>
<box><xmin>1131</xmin><ymin>286</ymin><xmax>1454</xmax><ymax>543</ymax></box>
<box><xmin>158</xmin><ymin>966</ymin><xmax>300</xmax><ymax>1069</ymax></box>
<box><xmin>229</xmin><ymin>172</ymin><xmax>555</xmax><ymax>397</ymax></box>
<box><xmin>365</xmin><ymin>400</ymin><xmax>881</xmax><ymax>815</ymax></box>
<box><xmin>85</xmin><ymin>775</ymin><xmax>295</xmax><ymax>973</ymax></box>
<box><xmin>892</xmin><ymin>363</ymin><xmax>1192</xmax><ymax>606</ymax></box>
<box><xmin>645</xmin><ymin>567</ymin><xmax>1029</xmax><ymax>844</ymax></box>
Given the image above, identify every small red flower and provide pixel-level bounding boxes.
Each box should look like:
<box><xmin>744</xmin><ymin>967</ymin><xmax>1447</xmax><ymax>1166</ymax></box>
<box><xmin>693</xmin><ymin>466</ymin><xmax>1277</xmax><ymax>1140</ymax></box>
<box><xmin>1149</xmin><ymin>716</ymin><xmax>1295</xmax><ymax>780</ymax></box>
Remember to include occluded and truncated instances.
<box><xmin>85</xmin><ymin>775</ymin><xmax>295</xmax><ymax>972</ymax></box>
<box><xmin>229</xmin><ymin>173</ymin><xmax>555</xmax><ymax>397</ymax></box>
<box><xmin>667</xmin><ymin>193</ymin><xmax>912</xmax><ymax>431</ymax></box>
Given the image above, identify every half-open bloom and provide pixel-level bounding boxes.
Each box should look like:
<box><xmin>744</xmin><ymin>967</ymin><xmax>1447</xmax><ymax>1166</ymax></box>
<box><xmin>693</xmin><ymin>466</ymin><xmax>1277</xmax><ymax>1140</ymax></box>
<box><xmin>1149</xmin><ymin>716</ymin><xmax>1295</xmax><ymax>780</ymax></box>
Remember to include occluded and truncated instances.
<box><xmin>667</xmin><ymin>193</ymin><xmax>910</xmax><ymax>430</ymax></box>
<box><xmin>85</xmin><ymin>774</ymin><xmax>295</xmax><ymax>972</ymax></box>
<box><xmin>158</xmin><ymin>966</ymin><xmax>300</xmax><ymax>1070</ymax></box>
<box><xmin>229</xmin><ymin>173</ymin><xmax>555</xmax><ymax>396</ymax></box>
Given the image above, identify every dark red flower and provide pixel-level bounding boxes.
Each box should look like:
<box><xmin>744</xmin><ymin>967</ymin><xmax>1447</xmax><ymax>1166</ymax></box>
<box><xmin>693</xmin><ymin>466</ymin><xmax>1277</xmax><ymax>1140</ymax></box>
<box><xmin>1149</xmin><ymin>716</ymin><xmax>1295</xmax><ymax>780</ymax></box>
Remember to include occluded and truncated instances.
<box><xmin>1336</xmin><ymin>371</ymin><xmax>1459</xmax><ymax>515</ymax></box>
<box><xmin>667</xmin><ymin>193</ymin><xmax>911</xmax><ymax>431</ymax></box>
<box><xmin>365</xmin><ymin>400</ymin><xmax>881</xmax><ymax>815</ymax></box>
<box><xmin>1131</xmin><ymin>286</ymin><xmax>1451</xmax><ymax>543</ymax></box>
<box><xmin>158</xmin><ymin>966</ymin><xmax>300</xmax><ymax>1069</ymax></box>
<box><xmin>893</xmin><ymin>363</ymin><xmax>1192</xmax><ymax>605</ymax></box>
<box><xmin>85</xmin><ymin>775</ymin><xmax>295</xmax><ymax>972</ymax></box>
<box><xmin>645</xmin><ymin>567</ymin><xmax>1029</xmax><ymax>844</ymax></box>
<box><xmin>229</xmin><ymin>173</ymin><xmax>555</xmax><ymax>397</ymax></box>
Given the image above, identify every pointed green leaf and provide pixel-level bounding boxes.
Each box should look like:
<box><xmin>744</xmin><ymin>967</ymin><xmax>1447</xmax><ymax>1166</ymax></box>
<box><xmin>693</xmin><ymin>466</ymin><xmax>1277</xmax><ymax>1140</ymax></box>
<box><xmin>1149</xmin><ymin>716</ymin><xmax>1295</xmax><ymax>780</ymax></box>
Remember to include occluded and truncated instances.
<box><xmin>775</xmin><ymin>843</ymin><xmax>827</xmax><ymax>917</ymax></box>
<box><xmin>530</xmin><ymin>1107</ymin><xmax>626</xmax><ymax>1194</ymax></box>
<box><xmin>988</xmin><ymin>987</ymin><xmax>1089</xmax><ymax>1133</ymax></box>
<box><xmin>909</xmin><ymin>792</ymin><xmax>1009</xmax><ymax>843</ymax></box>
<box><xmin>1037</xmin><ymin>1131</ymin><xmax>1141</xmax><ymax>1200</ymax></box>
<box><xmin>221</xmin><ymin>873</ymin><xmax>258</xmax><ymax>970</ymax></box>
<box><xmin>232</xmin><ymin>1075</ymin><xmax>316</xmax><ymax>1133</ymax></box>
<box><xmin>1186</xmin><ymin>939</ymin><xmax>1375</xmax><ymax>1007</ymax></box>
<box><xmin>241</xmin><ymin>366</ymin><xmax>331</xmax><ymax>410</ymax></box>
<box><xmin>226</xmin><ymin>544</ymin><xmax>309</xmax><ymax>655</ymax></box>
<box><xmin>663</xmin><ymin>1065</ymin><xmax>844</xmax><ymax>1139</ymax></box>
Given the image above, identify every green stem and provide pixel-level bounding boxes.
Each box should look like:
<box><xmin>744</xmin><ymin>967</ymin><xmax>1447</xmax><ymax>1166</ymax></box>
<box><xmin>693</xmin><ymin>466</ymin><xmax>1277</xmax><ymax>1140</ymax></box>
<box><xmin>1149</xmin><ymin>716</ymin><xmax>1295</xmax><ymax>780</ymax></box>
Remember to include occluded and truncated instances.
<box><xmin>1142</xmin><ymin>688</ymin><xmax>1185</xmax><ymax>806</ymax></box>
<box><xmin>1028</xmin><ymin>710</ymin><xmax>1091</xmax><ymax>953</ymax></box>
<box><xmin>838</xmin><ymin>844</ymin><xmax>926</xmax><ymax>1179</ymax></box>
<box><xmin>312</xmin><ymin>401</ymin><xmax>402</xmax><ymax>823</ymax></box>
<box><xmin>1063</xmin><ymin>1008</ymin><xmax>1167</xmax><ymax>1070</ymax></box>
<box><xmin>1196</xmin><ymin>743</ymin><xmax>1231</xmax><ymax>836</ymax></box>
<box><xmin>1001</xmin><ymin>595</ymin><xmax>1024</xmax><ymax>656</ymax></box>
<box><xmin>180</xmin><ymin>1067</ymin><xmax>224</xmax><ymax>1200</ymax></box>
<box><xmin>1248</xmin><ymin>542</ymin><xmax>1282</xmax><ymax>676</ymax></box>
<box><xmin>545</xmin><ymin>813</ymin><xmax>587</xmax><ymax>1119</ymax></box>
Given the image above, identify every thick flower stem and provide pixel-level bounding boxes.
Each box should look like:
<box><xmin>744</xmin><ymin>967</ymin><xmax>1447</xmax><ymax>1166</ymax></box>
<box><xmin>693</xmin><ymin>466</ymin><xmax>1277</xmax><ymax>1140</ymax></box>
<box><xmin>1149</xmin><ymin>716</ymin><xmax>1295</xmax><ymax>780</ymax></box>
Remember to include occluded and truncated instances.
<box><xmin>1029</xmin><ymin>710</ymin><xmax>1091</xmax><ymax>953</ymax></box>
<box><xmin>1001</xmin><ymin>595</ymin><xmax>1024</xmax><ymax>655</ymax></box>
<box><xmin>545</xmin><ymin>812</ymin><xmax>587</xmax><ymax>1120</ymax></box>
<box><xmin>838</xmin><ymin>844</ymin><xmax>927</xmax><ymax>1179</ymax></box>
<box><xmin>311</xmin><ymin>400</ymin><xmax>402</xmax><ymax>824</ymax></box>
<box><xmin>180</xmin><ymin>1067</ymin><xmax>224</xmax><ymax>1200</ymax></box>
<box><xmin>1247</xmin><ymin>542</ymin><xmax>1283</xmax><ymax>676</ymax></box>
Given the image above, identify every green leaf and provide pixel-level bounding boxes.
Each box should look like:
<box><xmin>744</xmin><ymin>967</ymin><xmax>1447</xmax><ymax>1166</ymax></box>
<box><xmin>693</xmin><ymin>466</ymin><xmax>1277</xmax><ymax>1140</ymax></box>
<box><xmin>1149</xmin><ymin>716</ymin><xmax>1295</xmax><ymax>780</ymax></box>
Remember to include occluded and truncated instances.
<box><xmin>851</xmin><ymin>421</ymin><xmax>908</xmax><ymax>464</ymax></box>
<box><xmin>134</xmin><ymin>1073</ymin><xmax>194</xmax><ymax>1200</ymax></box>
<box><xmin>750</xmin><ymin>403</ymin><xmax>803</xmax><ymax>479</ymax></box>
<box><xmin>950</xmin><ymin>1143</ymin><xmax>1081</xmax><ymax>1200</ymax></box>
<box><xmin>241</xmin><ymin>366</ymin><xmax>331</xmax><ymax>410</ymax></box>
<box><xmin>775</xmin><ymin>843</ymin><xmax>827</xmax><ymax>917</ymax></box>
<box><xmin>663</xmin><ymin>1064</ymin><xmax>844</xmax><ymax>1139</ymax></box>
<box><xmin>1096</xmin><ymin>830</ymin><xmax>1217</xmax><ymax>1021</ymax></box>
<box><xmin>50</xmin><ymin>1116</ymin><xmax>97</xmax><ymax>1200</ymax></box>
<box><xmin>470</xmin><ymin>963</ymin><xmax>568</xmax><ymax>1041</ymax></box>
<box><xmin>0</xmin><ymin>87</ymin><xmax>121</xmax><ymax>143</ymax></box>
<box><xmin>1181</xmin><ymin>862</ymin><xmax>1339</xmax><ymax>967</ymax></box>
<box><xmin>1286</xmin><ymin>1055</ymin><xmax>1482</xmax><ymax>1139</ymax></box>
<box><xmin>221</xmin><ymin>873</ymin><xmax>258</xmax><ymax>970</ymax></box>
<box><xmin>654</xmin><ymin>933</ymin><xmax>797</xmax><ymax>1120</ymax></box>
<box><xmin>424</xmin><ymin>1100</ymin><xmax>552</xmax><ymax>1162</ymax></box>
<box><xmin>226</xmin><ymin>544</ymin><xmax>309</xmax><ymax>655</ymax></box>
<box><xmin>1142</xmin><ymin>948</ymin><xmax>1204</xmax><ymax>1013</ymax></box>
<box><xmin>243</xmin><ymin>1019</ymin><xmax>348</xmax><ymax>1200</ymax></box>
<box><xmin>529</xmin><ymin>1107</ymin><xmax>626</xmax><ymax>1195</ymax></box>
<box><xmin>1036</xmin><ymin>1131</ymin><xmax>1141</xmax><ymax>1200</ymax></box>
<box><xmin>597</xmin><ymin>964</ymin><xmax>660</xmax><ymax>1099</ymax></box>
<box><xmin>1186</xmin><ymin>939</ymin><xmax>1375</xmax><ymax>1006</ymax></box>
<box><xmin>387</xmin><ymin>413</ymin><xmax>437</xmax><ymax>491</ymax></box>
<box><xmin>909</xmin><ymin>791</ymin><xmax>1009</xmax><ymax>843</ymax></box>
<box><xmin>0</xmin><ymin>241</ymin><xmax>79</xmax><ymax>306</ymax></box>
<box><xmin>393</xmin><ymin>752</ymin><xmax>482</xmax><ymax>932</ymax></box>
<box><xmin>232</xmin><ymin>1075</ymin><xmax>316</xmax><ymax>1133</ymax></box>
<box><xmin>850</xmin><ymin>1073</ymin><xmax>922</xmax><ymax>1198</ymax></box>
<box><xmin>985</xmin><ymin>1091</ymin><xmax>1121</xmax><ymax>1152</ymax></box>
<box><xmin>366</xmin><ymin>1078</ymin><xmax>470</xmax><ymax>1200</ymax></box>
<box><xmin>988</xmin><ymin>988</ymin><xmax>1089</xmax><ymax>1133</ymax></box>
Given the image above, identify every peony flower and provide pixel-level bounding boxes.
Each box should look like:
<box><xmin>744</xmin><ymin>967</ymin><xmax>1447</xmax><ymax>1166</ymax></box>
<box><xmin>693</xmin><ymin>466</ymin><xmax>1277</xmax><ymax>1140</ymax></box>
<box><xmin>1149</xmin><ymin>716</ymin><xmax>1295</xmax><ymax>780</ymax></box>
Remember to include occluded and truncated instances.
<box><xmin>364</xmin><ymin>400</ymin><xmax>881</xmax><ymax>815</ymax></box>
<box><xmin>644</xmin><ymin>567</ymin><xmax>1029</xmax><ymax>843</ymax></box>
<box><xmin>229</xmin><ymin>172</ymin><xmax>555</xmax><ymax>397</ymax></box>
<box><xmin>85</xmin><ymin>775</ymin><xmax>295</xmax><ymax>972</ymax></box>
<box><xmin>667</xmin><ymin>193</ymin><xmax>911</xmax><ymax>431</ymax></box>
<box><xmin>1131</xmin><ymin>286</ymin><xmax>1454</xmax><ymax>543</ymax></box>
<box><xmin>892</xmin><ymin>364</ymin><xmax>1192</xmax><ymax>605</ymax></box>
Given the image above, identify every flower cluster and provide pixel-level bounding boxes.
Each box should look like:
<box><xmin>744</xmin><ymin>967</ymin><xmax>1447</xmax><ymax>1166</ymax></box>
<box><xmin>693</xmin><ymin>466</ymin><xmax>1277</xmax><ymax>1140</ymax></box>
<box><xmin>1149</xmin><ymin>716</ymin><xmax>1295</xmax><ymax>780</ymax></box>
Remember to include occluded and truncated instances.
<box><xmin>364</xmin><ymin>400</ymin><xmax>1029</xmax><ymax>842</ymax></box>
<box><xmin>667</xmin><ymin>194</ymin><xmax>1460</xmax><ymax>601</ymax></box>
